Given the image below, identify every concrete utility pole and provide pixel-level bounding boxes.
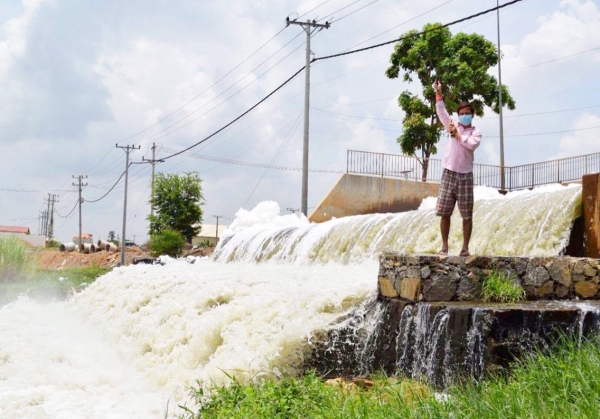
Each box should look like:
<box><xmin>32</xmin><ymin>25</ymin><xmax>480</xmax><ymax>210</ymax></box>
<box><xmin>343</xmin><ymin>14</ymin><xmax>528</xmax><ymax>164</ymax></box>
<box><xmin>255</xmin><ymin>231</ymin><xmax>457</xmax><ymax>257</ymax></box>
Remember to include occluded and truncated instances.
<box><xmin>285</xmin><ymin>17</ymin><xmax>330</xmax><ymax>216</ymax></box>
<box><xmin>497</xmin><ymin>0</ymin><xmax>506</xmax><ymax>192</ymax></box>
<box><xmin>117</xmin><ymin>144</ymin><xmax>140</xmax><ymax>266</ymax></box>
<box><xmin>47</xmin><ymin>194</ymin><xmax>59</xmax><ymax>240</ymax></box>
<box><xmin>213</xmin><ymin>215</ymin><xmax>223</xmax><ymax>243</ymax></box>
<box><xmin>142</xmin><ymin>143</ymin><xmax>164</xmax><ymax>219</ymax></box>
<box><xmin>72</xmin><ymin>175</ymin><xmax>87</xmax><ymax>249</ymax></box>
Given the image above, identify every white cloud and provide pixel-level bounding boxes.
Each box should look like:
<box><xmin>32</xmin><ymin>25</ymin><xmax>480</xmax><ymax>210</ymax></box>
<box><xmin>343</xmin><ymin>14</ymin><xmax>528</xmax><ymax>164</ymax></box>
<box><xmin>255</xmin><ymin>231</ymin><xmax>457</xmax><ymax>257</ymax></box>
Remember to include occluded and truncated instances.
<box><xmin>558</xmin><ymin>113</ymin><xmax>600</xmax><ymax>157</ymax></box>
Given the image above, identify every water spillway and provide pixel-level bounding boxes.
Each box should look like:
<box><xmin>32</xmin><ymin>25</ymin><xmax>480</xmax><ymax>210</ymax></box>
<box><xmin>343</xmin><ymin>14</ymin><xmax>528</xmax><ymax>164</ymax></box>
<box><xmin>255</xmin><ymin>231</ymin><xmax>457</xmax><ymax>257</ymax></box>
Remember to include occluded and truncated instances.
<box><xmin>214</xmin><ymin>185</ymin><xmax>582</xmax><ymax>264</ymax></box>
<box><xmin>0</xmin><ymin>184</ymin><xmax>589</xmax><ymax>417</ymax></box>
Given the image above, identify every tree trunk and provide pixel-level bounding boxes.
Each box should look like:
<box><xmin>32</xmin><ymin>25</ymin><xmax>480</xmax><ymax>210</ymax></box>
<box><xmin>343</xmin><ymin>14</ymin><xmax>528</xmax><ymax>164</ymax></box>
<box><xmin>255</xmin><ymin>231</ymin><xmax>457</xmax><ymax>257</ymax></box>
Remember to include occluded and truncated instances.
<box><xmin>421</xmin><ymin>157</ymin><xmax>429</xmax><ymax>182</ymax></box>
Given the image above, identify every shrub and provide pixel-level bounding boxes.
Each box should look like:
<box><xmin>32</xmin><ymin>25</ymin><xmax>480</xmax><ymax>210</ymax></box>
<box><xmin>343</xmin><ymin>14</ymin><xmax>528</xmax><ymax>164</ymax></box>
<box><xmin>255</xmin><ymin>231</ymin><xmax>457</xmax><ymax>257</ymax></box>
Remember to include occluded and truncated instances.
<box><xmin>148</xmin><ymin>229</ymin><xmax>186</xmax><ymax>257</ymax></box>
<box><xmin>482</xmin><ymin>270</ymin><xmax>526</xmax><ymax>303</ymax></box>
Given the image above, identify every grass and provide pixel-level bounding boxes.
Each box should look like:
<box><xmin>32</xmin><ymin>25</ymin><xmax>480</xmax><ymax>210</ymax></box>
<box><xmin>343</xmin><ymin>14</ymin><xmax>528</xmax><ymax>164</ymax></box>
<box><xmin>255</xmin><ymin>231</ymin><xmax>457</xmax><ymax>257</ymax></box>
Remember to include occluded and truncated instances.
<box><xmin>0</xmin><ymin>236</ymin><xmax>110</xmax><ymax>305</ymax></box>
<box><xmin>0</xmin><ymin>236</ymin><xmax>32</xmax><ymax>282</ymax></box>
<box><xmin>179</xmin><ymin>338</ymin><xmax>600</xmax><ymax>419</ymax></box>
<box><xmin>482</xmin><ymin>269</ymin><xmax>526</xmax><ymax>303</ymax></box>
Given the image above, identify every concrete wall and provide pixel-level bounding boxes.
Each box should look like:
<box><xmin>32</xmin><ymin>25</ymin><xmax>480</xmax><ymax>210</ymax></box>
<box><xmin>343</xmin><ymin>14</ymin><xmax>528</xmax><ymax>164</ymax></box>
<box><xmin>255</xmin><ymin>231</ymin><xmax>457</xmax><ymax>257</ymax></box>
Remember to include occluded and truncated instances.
<box><xmin>583</xmin><ymin>173</ymin><xmax>600</xmax><ymax>258</ymax></box>
<box><xmin>0</xmin><ymin>233</ymin><xmax>45</xmax><ymax>247</ymax></box>
<box><xmin>309</xmin><ymin>174</ymin><xmax>440</xmax><ymax>223</ymax></box>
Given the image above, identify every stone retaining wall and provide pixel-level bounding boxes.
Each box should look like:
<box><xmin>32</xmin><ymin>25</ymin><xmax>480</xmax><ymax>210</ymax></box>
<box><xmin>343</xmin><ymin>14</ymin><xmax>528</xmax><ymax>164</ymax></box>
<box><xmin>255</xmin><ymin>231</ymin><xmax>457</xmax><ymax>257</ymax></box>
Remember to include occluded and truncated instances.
<box><xmin>379</xmin><ymin>253</ymin><xmax>600</xmax><ymax>302</ymax></box>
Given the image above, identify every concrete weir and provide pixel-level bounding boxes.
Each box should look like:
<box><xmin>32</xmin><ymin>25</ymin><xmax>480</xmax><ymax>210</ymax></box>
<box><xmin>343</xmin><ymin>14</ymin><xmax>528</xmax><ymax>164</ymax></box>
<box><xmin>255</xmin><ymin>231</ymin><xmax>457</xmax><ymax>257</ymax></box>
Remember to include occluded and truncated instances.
<box><xmin>306</xmin><ymin>254</ymin><xmax>600</xmax><ymax>387</ymax></box>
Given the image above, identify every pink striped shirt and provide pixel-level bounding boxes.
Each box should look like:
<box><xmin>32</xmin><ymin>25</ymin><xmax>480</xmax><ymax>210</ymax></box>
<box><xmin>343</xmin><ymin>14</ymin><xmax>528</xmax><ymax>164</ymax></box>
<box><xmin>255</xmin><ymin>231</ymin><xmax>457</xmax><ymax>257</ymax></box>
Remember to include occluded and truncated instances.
<box><xmin>436</xmin><ymin>100</ymin><xmax>481</xmax><ymax>174</ymax></box>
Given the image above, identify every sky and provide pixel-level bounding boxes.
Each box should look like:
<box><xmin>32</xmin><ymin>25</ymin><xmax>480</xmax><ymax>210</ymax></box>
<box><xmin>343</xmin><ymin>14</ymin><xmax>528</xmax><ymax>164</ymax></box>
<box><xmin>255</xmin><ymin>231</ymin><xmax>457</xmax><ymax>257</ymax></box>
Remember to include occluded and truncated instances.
<box><xmin>0</xmin><ymin>0</ymin><xmax>598</xmax><ymax>244</ymax></box>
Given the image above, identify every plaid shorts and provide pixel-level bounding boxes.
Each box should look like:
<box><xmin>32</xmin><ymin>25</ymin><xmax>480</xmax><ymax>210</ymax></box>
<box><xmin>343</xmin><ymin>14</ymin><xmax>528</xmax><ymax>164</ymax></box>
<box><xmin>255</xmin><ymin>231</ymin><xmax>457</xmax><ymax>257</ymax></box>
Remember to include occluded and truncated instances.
<box><xmin>436</xmin><ymin>169</ymin><xmax>474</xmax><ymax>219</ymax></box>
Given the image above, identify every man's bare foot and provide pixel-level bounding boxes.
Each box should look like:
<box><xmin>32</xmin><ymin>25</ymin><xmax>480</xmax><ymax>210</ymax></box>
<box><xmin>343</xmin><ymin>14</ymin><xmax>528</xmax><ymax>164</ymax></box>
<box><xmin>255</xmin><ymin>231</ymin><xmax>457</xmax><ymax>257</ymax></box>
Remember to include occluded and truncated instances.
<box><xmin>459</xmin><ymin>249</ymin><xmax>470</xmax><ymax>257</ymax></box>
<box><xmin>438</xmin><ymin>249</ymin><xmax>448</xmax><ymax>256</ymax></box>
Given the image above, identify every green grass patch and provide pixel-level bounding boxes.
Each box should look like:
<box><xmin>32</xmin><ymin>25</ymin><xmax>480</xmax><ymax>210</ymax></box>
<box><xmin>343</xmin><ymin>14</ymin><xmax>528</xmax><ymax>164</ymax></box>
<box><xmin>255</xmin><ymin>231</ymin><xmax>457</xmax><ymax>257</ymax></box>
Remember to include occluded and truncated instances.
<box><xmin>0</xmin><ymin>266</ymin><xmax>110</xmax><ymax>306</ymax></box>
<box><xmin>482</xmin><ymin>269</ymin><xmax>526</xmax><ymax>303</ymax></box>
<box><xmin>180</xmin><ymin>338</ymin><xmax>600</xmax><ymax>419</ymax></box>
<box><xmin>0</xmin><ymin>236</ymin><xmax>32</xmax><ymax>282</ymax></box>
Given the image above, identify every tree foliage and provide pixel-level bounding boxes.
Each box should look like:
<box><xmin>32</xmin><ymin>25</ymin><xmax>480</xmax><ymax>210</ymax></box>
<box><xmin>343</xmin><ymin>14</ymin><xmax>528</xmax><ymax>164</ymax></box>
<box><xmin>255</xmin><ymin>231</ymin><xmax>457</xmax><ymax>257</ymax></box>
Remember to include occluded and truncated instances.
<box><xmin>385</xmin><ymin>23</ymin><xmax>516</xmax><ymax>180</ymax></box>
<box><xmin>148</xmin><ymin>172</ymin><xmax>204</xmax><ymax>243</ymax></box>
<box><xmin>148</xmin><ymin>229</ymin><xmax>186</xmax><ymax>257</ymax></box>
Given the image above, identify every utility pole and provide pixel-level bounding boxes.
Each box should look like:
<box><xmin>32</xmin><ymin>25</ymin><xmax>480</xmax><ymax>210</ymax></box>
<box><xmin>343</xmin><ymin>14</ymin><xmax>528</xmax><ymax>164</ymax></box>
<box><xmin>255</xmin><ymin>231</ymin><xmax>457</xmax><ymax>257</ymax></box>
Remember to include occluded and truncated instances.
<box><xmin>497</xmin><ymin>0</ymin><xmax>506</xmax><ymax>192</ymax></box>
<box><xmin>73</xmin><ymin>175</ymin><xmax>87</xmax><ymax>249</ymax></box>
<box><xmin>117</xmin><ymin>144</ymin><xmax>140</xmax><ymax>266</ymax></box>
<box><xmin>285</xmin><ymin>17</ymin><xmax>330</xmax><ymax>216</ymax></box>
<box><xmin>142</xmin><ymin>143</ymin><xmax>164</xmax><ymax>219</ymax></box>
<box><xmin>47</xmin><ymin>194</ymin><xmax>59</xmax><ymax>240</ymax></box>
<box><xmin>213</xmin><ymin>215</ymin><xmax>224</xmax><ymax>243</ymax></box>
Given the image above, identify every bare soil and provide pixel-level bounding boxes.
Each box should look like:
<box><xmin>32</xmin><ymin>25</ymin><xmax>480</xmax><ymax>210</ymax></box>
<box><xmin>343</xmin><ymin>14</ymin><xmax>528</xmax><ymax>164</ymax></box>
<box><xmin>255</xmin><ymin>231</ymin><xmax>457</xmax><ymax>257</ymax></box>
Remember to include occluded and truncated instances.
<box><xmin>34</xmin><ymin>246</ymin><xmax>215</xmax><ymax>270</ymax></box>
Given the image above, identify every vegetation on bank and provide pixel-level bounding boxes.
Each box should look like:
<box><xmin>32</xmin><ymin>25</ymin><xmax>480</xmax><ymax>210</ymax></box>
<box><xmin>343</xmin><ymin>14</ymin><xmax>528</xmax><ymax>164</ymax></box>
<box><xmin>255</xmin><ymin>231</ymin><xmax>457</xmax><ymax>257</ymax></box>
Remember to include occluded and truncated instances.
<box><xmin>180</xmin><ymin>338</ymin><xmax>600</xmax><ymax>419</ymax></box>
<box><xmin>0</xmin><ymin>237</ymin><xmax>110</xmax><ymax>305</ymax></box>
<box><xmin>482</xmin><ymin>269</ymin><xmax>526</xmax><ymax>303</ymax></box>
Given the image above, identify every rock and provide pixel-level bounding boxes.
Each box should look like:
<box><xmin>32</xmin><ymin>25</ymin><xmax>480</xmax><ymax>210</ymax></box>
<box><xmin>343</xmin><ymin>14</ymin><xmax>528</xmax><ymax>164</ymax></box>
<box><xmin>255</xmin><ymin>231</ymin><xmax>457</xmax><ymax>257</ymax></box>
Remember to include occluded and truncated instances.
<box><xmin>406</xmin><ymin>266</ymin><xmax>421</xmax><ymax>278</ymax></box>
<box><xmin>423</xmin><ymin>273</ymin><xmax>457</xmax><ymax>302</ymax></box>
<box><xmin>548</xmin><ymin>259</ymin><xmax>572</xmax><ymax>287</ymax></box>
<box><xmin>573</xmin><ymin>273</ymin><xmax>586</xmax><ymax>282</ymax></box>
<box><xmin>457</xmin><ymin>276</ymin><xmax>482</xmax><ymax>300</ymax></box>
<box><xmin>378</xmin><ymin>277</ymin><xmax>398</xmax><ymax>298</ymax></box>
<box><xmin>573</xmin><ymin>260</ymin><xmax>585</xmax><ymax>274</ymax></box>
<box><xmin>524</xmin><ymin>265</ymin><xmax>550</xmax><ymax>287</ymax></box>
<box><xmin>556</xmin><ymin>285</ymin><xmax>570</xmax><ymax>298</ymax></box>
<box><xmin>421</xmin><ymin>266</ymin><xmax>431</xmax><ymax>279</ymax></box>
<box><xmin>400</xmin><ymin>277</ymin><xmax>421</xmax><ymax>301</ymax></box>
<box><xmin>574</xmin><ymin>281</ymin><xmax>599</xmax><ymax>299</ymax></box>
<box><xmin>536</xmin><ymin>281</ymin><xmax>555</xmax><ymax>298</ymax></box>
<box><xmin>583</xmin><ymin>264</ymin><xmax>597</xmax><ymax>277</ymax></box>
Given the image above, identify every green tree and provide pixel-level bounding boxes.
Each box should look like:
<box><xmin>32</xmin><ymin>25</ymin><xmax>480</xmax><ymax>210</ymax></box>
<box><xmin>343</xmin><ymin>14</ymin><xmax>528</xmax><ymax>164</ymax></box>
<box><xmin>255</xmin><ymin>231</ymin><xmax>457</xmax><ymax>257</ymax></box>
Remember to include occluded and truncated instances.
<box><xmin>385</xmin><ymin>23</ymin><xmax>516</xmax><ymax>181</ymax></box>
<box><xmin>148</xmin><ymin>229</ymin><xmax>186</xmax><ymax>257</ymax></box>
<box><xmin>148</xmin><ymin>172</ymin><xmax>204</xmax><ymax>243</ymax></box>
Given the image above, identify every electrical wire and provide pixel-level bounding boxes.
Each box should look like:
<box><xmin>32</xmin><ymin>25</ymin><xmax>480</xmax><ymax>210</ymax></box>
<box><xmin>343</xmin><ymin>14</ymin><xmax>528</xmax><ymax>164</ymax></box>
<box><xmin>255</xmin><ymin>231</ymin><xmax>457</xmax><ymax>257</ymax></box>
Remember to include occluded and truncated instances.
<box><xmin>239</xmin><ymin>113</ymin><xmax>304</xmax><ymax>210</ymax></box>
<box><xmin>505</xmin><ymin>46</ymin><xmax>600</xmax><ymax>73</ymax></box>
<box><xmin>120</xmin><ymin>26</ymin><xmax>290</xmax><ymax>143</ymax></box>
<box><xmin>84</xmin><ymin>167</ymin><xmax>128</xmax><ymax>203</ymax></box>
<box><xmin>312</xmin><ymin>0</ymin><xmax>525</xmax><ymax>62</ymax></box>
<box><xmin>160</xmin><ymin>66</ymin><xmax>307</xmax><ymax>161</ymax></box>
<box><xmin>331</xmin><ymin>0</ymin><xmax>380</xmax><ymax>24</ymax></box>
<box><xmin>318</xmin><ymin>0</ymin><xmax>363</xmax><ymax>22</ymax></box>
<box><xmin>342</xmin><ymin>0</ymin><xmax>455</xmax><ymax>51</ymax></box>
<box><xmin>297</xmin><ymin>0</ymin><xmax>333</xmax><ymax>19</ymax></box>
<box><xmin>137</xmin><ymin>39</ymin><xmax>307</xmax><ymax>146</ymax></box>
<box><xmin>55</xmin><ymin>200</ymin><xmax>78</xmax><ymax>219</ymax></box>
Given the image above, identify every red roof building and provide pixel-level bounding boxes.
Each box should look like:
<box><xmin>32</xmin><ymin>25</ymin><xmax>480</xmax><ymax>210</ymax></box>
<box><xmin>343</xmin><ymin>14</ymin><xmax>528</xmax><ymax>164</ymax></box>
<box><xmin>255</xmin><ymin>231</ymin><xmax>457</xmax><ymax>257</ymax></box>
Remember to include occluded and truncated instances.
<box><xmin>0</xmin><ymin>226</ymin><xmax>30</xmax><ymax>234</ymax></box>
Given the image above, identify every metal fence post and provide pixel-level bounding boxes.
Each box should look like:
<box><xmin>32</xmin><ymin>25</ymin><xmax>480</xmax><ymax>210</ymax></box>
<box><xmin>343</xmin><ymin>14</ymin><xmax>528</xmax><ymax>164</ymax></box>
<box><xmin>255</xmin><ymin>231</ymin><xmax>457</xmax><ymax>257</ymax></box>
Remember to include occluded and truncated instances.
<box><xmin>557</xmin><ymin>160</ymin><xmax>560</xmax><ymax>183</ymax></box>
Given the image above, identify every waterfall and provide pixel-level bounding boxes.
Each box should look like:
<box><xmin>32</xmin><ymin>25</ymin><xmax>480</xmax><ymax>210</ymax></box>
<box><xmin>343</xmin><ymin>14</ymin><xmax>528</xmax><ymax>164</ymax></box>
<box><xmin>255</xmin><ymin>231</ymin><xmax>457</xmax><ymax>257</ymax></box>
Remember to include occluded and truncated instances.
<box><xmin>214</xmin><ymin>185</ymin><xmax>582</xmax><ymax>264</ymax></box>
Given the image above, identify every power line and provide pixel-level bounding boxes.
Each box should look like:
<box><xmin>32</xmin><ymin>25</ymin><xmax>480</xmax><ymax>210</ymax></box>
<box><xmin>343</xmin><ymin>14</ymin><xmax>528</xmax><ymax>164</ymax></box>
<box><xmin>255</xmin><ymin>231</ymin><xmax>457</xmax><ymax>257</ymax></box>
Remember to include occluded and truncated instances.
<box><xmin>160</xmin><ymin>66</ymin><xmax>307</xmax><ymax>161</ymax></box>
<box><xmin>312</xmin><ymin>0</ymin><xmax>525</xmax><ymax>62</ymax></box>
<box><xmin>159</xmin><ymin>1</ymin><xmax>524</xmax><ymax>163</ymax></box>
<box><xmin>297</xmin><ymin>0</ymin><xmax>332</xmax><ymax>20</ymax></box>
<box><xmin>342</xmin><ymin>0</ymin><xmax>455</xmax><ymax>51</ymax></box>
<box><xmin>84</xmin><ymin>168</ymin><xmax>128</xmax><ymax>203</ymax></box>
<box><xmin>159</xmin><ymin>146</ymin><xmax>343</xmax><ymax>174</ymax></box>
<box><xmin>504</xmin><ymin>46</ymin><xmax>600</xmax><ymax>73</ymax></box>
<box><xmin>55</xmin><ymin>199</ymin><xmax>78</xmax><ymax>219</ymax></box>
<box><xmin>318</xmin><ymin>0</ymin><xmax>363</xmax><ymax>22</ymax></box>
<box><xmin>120</xmin><ymin>26</ymin><xmax>290</xmax><ymax>143</ymax></box>
<box><xmin>331</xmin><ymin>0</ymin><xmax>380</xmax><ymax>24</ymax></box>
<box><xmin>137</xmin><ymin>38</ymin><xmax>307</xmax><ymax>146</ymax></box>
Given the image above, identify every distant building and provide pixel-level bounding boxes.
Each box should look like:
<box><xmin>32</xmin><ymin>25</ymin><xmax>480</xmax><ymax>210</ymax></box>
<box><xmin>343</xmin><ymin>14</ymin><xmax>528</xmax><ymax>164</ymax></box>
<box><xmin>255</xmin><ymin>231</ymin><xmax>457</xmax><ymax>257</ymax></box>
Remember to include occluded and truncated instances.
<box><xmin>72</xmin><ymin>233</ymin><xmax>93</xmax><ymax>245</ymax></box>
<box><xmin>192</xmin><ymin>223</ymin><xmax>228</xmax><ymax>247</ymax></box>
<box><xmin>0</xmin><ymin>225</ymin><xmax>45</xmax><ymax>247</ymax></box>
<box><xmin>0</xmin><ymin>226</ymin><xmax>30</xmax><ymax>235</ymax></box>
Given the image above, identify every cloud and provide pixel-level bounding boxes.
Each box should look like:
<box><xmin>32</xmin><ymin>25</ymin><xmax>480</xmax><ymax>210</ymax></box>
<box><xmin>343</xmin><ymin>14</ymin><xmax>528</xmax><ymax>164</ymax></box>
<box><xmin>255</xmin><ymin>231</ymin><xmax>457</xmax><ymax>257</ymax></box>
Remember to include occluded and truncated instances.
<box><xmin>558</xmin><ymin>113</ymin><xmax>600</xmax><ymax>157</ymax></box>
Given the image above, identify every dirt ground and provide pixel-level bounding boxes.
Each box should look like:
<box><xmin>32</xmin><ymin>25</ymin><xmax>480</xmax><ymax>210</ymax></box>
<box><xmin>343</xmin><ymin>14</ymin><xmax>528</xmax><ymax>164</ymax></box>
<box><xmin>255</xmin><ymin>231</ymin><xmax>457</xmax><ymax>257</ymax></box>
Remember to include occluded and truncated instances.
<box><xmin>34</xmin><ymin>246</ymin><xmax>215</xmax><ymax>270</ymax></box>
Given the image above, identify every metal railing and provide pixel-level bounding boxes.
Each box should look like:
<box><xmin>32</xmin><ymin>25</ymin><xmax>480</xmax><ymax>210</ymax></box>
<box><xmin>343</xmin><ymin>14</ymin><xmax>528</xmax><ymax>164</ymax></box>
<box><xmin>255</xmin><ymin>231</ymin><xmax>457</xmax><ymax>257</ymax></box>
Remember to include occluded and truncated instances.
<box><xmin>347</xmin><ymin>150</ymin><xmax>600</xmax><ymax>191</ymax></box>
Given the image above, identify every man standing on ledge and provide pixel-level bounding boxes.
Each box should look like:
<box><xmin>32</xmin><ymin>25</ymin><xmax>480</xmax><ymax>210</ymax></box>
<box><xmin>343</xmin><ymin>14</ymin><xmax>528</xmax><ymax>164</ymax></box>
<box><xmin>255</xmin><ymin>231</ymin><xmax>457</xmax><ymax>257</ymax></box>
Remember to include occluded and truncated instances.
<box><xmin>433</xmin><ymin>80</ymin><xmax>481</xmax><ymax>257</ymax></box>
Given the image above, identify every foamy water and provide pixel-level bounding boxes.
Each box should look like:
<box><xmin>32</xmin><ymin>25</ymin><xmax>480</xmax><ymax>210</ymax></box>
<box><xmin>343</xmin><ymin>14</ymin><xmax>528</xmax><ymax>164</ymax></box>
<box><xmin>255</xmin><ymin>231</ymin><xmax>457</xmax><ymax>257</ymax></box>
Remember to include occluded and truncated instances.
<box><xmin>1</xmin><ymin>259</ymin><xmax>377</xmax><ymax>417</ymax></box>
<box><xmin>0</xmin><ymin>298</ymin><xmax>167</xmax><ymax>418</ymax></box>
<box><xmin>0</xmin><ymin>184</ymin><xmax>584</xmax><ymax>417</ymax></box>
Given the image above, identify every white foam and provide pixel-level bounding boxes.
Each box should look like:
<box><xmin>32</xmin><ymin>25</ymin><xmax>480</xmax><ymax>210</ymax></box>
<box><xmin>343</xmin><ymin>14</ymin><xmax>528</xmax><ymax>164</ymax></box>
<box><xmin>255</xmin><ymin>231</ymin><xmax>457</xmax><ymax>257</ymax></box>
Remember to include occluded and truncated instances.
<box><xmin>0</xmin><ymin>298</ymin><xmax>166</xmax><ymax>418</ymax></box>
